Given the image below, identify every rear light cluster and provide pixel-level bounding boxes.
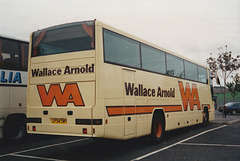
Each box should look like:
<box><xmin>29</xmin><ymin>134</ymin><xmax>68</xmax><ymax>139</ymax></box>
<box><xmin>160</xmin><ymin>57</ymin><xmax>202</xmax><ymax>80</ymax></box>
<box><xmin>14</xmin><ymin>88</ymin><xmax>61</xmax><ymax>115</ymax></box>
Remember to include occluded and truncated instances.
<box><xmin>82</xmin><ymin>128</ymin><xmax>96</xmax><ymax>134</ymax></box>
<box><xmin>27</xmin><ymin>118</ymin><xmax>42</xmax><ymax>132</ymax></box>
<box><xmin>83</xmin><ymin>128</ymin><xmax>87</xmax><ymax>134</ymax></box>
<box><xmin>76</xmin><ymin>119</ymin><xmax>102</xmax><ymax>135</ymax></box>
<box><xmin>27</xmin><ymin>125</ymin><xmax>37</xmax><ymax>131</ymax></box>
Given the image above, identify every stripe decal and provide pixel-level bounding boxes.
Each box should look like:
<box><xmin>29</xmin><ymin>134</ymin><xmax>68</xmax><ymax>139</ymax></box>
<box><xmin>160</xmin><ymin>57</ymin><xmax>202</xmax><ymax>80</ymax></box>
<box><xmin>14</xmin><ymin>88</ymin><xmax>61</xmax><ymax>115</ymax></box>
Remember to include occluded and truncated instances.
<box><xmin>106</xmin><ymin>105</ymin><xmax>182</xmax><ymax>116</ymax></box>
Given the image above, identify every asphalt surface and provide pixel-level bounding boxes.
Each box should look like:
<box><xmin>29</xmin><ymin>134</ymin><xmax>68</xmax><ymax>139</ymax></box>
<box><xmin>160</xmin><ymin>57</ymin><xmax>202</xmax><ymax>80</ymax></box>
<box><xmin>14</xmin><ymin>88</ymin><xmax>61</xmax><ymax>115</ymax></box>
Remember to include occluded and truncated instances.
<box><xmin>212</xmin><ymin>111</ymin><xmax>240</xmax><ymax>125</ymax></box>
<box><xmin>0</xmin><ymin>111</ymin><xmax>239</xmax><ymax>161</ymax></box>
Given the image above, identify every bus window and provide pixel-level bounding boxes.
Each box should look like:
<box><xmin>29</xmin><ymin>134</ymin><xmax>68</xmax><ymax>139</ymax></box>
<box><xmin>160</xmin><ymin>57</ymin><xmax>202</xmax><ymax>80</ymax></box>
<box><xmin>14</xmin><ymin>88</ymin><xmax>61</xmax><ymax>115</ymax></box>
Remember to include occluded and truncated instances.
<box><xmin>166</xmin><ymin>54</ymin><xmax>184</xmax><ymax>78</ymax></box>
<box><xmin>104</xmin><ymin>29</ymin><xmax>141</xmax><ymax>68</ymax></box>
<box><xmin>185</xmin><ymin>60</ymin><xmax>198</xmax><ymax>81</ymax></box>
<box><xmin>198</xmin><ymin>66</ymin><xmax>207</xmax><ymax>83</ymax></box>
<box><xmin>141</xmin><ymin>44</ymin><xmax>166</xmax><ymax>74</ymax></box>
<box><xmin>1</xmin><ymin>39</ymin><xmax>20</xmax><ymax>70</ymax></box>
<box><xmin>32</xmin><ymin>21</ymin><xmax>95</xmax><ymax>57</ymax></box>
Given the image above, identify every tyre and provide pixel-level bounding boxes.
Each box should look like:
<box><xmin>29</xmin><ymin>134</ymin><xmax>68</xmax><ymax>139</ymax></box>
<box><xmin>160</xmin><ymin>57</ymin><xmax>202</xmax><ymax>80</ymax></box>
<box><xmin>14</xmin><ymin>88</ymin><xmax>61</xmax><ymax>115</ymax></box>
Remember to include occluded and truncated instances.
<box><xmin>3</xmin><ymin>114</ymin><xmax>27</xmax><ymax>141</ymax></box>
<box><xmin>203</xmin><ymin>108</ymin><xmax>209</xmax><ymax>126</ymax></box>
<box><xmin>232</xmin><ymin>110</ymin><xmax>237</xmax><ymax>115</ymax></box>
<box><xmin>151</xmin><ymin>113</ymin><xmax>164</xmax><ymax>143</ymax></box>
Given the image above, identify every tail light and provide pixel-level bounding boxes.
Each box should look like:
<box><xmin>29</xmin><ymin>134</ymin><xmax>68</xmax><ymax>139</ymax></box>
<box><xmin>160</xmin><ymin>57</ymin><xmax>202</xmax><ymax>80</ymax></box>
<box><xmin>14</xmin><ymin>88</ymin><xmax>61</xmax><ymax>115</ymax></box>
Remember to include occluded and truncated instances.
<box><xmin>83</xmin><ymin>128</ymin><xmax>87</xmax><ymax>134</ymax></box>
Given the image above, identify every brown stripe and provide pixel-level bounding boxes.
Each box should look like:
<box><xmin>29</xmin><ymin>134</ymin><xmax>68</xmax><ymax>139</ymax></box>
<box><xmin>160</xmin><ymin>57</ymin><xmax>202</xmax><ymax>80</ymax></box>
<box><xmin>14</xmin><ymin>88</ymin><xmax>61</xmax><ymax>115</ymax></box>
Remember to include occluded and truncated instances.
<box><xmin>106</xmin><ymin>105</ymin><xmax>182</xmax><ymax>116</ymax></box>
<box><xmin>107</xmin><ymin>107</ymin><xmax>124</xmax><ymax>116</ymax></box>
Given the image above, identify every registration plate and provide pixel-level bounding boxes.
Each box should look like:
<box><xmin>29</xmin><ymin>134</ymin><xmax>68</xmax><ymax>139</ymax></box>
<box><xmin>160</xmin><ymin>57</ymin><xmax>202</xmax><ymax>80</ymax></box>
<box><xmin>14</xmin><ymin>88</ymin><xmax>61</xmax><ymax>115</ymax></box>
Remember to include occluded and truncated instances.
<box><xmin>51</xmin><ymin>118</ymin><xmax>67</xmax><ymax>124</ymax></box>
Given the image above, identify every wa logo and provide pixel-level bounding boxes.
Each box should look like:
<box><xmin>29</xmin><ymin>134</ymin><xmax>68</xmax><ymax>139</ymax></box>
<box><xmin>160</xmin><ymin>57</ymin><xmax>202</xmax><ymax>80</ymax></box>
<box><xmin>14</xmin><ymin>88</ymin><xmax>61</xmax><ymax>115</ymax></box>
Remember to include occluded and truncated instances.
<box><xmin>178</xmin><ymin>81</ymin><xmax>201</xmax><ymax>111</ymax></box>
<box><xmin>37</xmin><ymin>83</ymin><xmax>84</xmax><ymax>106</ymax></box>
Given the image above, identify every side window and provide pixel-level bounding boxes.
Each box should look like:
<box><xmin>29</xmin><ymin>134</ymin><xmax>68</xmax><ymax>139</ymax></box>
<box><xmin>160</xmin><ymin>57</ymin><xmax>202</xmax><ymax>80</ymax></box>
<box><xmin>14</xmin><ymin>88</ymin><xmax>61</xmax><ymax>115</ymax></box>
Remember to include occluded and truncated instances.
<box><xmin>185</xmin><ymin>61</ymin><xmax>198</xmax><ymax>81</ymax></box>
<box><xmin>103</xmin><ymin>29</ymin><xmax>141</xmax><ymax>68</ymax></box>
<box><xmin>141</xmin><ymin>44</ymin><xmax>166</xmax><ymax>74</ymax></box>
<box><xmin>237</xmin><ymin>103</ymin><xmax>240</xmax><ymax>108</ymax></box>
<box><xmin>0</xmin><ymin>38</ymin><xmax>20</xmax><ymax>70</ymax></box>
<box><xmin>102</xmin><ymin>29</ymin><xmax>207</xmax><ymax>84</ymax></box>
<box><xmin>166</xmin><ymin>54</ymin><xmax>184</xmax><ymax>78</ymax></box>
<box><xmin>198</xmin><ymin>66</ymin><xmax>207</xmax><ymax>83</ymax></box>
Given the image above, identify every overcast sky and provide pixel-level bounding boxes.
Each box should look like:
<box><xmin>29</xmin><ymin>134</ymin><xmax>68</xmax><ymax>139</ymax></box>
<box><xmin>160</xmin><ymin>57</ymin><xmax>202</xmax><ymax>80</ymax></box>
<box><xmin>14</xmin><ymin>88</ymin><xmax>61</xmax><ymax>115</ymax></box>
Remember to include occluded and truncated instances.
<box><xmin>0</xmin><ymin>0</ymin><xmax>239</xmax><ymax>66</ymax></box>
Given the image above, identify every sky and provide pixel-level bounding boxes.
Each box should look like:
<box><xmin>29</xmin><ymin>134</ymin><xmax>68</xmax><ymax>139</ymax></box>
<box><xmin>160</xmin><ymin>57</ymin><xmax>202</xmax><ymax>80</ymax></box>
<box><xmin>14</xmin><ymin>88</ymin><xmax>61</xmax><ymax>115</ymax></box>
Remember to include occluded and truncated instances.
<box><xmin>0</xmin><ymin>0</ymin><xmax>240</xmax><ymax>67</ymax></box>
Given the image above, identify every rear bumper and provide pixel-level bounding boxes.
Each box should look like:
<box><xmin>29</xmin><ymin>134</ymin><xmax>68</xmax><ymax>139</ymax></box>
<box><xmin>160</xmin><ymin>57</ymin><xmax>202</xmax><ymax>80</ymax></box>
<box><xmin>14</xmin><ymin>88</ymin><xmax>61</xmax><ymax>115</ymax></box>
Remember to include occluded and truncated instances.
<box><xmin>27</xmin><ymin>123</ymin><xmax>104</xmax><ymax>138</ymax></box>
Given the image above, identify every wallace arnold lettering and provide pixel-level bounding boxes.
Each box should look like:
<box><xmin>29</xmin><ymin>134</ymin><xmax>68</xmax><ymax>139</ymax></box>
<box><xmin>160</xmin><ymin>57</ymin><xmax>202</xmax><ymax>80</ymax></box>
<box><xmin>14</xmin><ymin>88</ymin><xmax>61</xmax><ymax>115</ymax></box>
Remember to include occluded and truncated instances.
<box><xmin>31</xmin><ymin>64</ymin><xmax>94</xmax><ymax>77</ymax></box>
<box><xmin>125</xmin><ymin>82</ymin><xmax>175</xmax><ymax>98</ymax></box>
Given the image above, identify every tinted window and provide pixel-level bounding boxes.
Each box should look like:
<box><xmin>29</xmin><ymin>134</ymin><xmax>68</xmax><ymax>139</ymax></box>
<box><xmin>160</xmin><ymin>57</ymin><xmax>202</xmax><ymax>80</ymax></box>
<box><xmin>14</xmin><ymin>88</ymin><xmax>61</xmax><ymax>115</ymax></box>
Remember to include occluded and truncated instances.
<box><xmin>0</xmin><ymin>39</ymin><xmax>20</xmax><ymax>70</ymax></box>
<box><xmin>141</xmin><ymin>44</ymin><xmax>166</xmax><ymax>74</ymax></box>
<box><xmin>103</xmin><ymin>28</ymin><xmax>207</xmax><ymax>84</ymax></box>
<box><xmin>104</xmin><ymin>29</ymin><xmax>141</xmax><ymax>68</ymax></box>
<box><xmin>166</xmin><ymin>54</ymin><xmax>184</xmax><ymax>78</ymax></box>
<box><xmin>0</xmin><ymin>38</ymin><xmax>29</xmax><ymax>71</ymax></box>
<box><xmin>198</xmin><ymin>66</ymin><xmax>207</xmax><ymax>83</ymax></box>
<box><xmin>185</xmin><ymin>61</ymin><xmax>198</xmax><ymax>81</ymax></box>
<box><xmin>236</xmin><ymin>103</ymin><xmax>240</xmax><ymax>108</ymax></box>
<box><xmin>32</xmin><ymin>21</ymin><xmax>95</xmax><ymax>57</ymax></box>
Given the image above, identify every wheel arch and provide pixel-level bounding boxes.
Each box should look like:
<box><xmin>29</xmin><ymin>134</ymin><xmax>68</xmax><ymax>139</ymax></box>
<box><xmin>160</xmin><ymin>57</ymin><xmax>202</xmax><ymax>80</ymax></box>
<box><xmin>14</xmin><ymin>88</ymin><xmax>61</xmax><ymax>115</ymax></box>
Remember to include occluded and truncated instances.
<box><xmin>5</xmin><ymin>113</ymin><xmax>26</xmax><ymax>121</ymax></box>
<box><xmin>152</xmin><ymin>108</ymin><xmax>166</xmax><ymax>130</ymax></box>
<box><xmin>203</xmin><ymin>106</ymin><xmax>209</xmax><ymax>122</ymax></box>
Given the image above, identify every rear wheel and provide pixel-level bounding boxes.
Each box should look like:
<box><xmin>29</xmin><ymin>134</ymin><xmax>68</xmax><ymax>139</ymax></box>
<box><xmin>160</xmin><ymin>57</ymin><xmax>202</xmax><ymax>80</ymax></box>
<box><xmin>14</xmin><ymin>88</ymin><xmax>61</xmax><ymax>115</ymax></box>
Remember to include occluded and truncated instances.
<box><xmin>151</xmin><ymin>113</ymin><xmax>164</xmax><ymax>143</ymax></box>
<box><xmin>3</xmin><ymin>114</ymin><xmax>27</xmax><ymax>141</ymax></box>
<box><xmin>203</xmin><ymin>108</ymin><xmax>209</xmax><ymax>126</ymax></box>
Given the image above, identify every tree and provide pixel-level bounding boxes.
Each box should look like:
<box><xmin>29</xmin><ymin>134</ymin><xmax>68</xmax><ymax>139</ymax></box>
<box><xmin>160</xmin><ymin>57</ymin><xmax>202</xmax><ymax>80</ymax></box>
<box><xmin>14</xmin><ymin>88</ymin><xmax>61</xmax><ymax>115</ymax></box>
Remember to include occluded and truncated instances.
<box><xmin>226</xmin><ymin>74</ymin><xmax>240</xmax><ymax>101</ymax></box>
<box><xmin>206</xmin><ymin>45</ymin><xmax>240</xmax><ymax>116</ymax></box>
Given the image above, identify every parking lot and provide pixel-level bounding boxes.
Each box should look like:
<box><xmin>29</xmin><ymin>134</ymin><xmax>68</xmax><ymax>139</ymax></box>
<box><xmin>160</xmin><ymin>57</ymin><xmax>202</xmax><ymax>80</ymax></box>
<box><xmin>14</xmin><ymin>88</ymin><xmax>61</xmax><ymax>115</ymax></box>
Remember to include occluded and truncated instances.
<box><xmin>135</xmin><ymin>122</ymin><xmax>239</xmax><ymax>161</ymax></box>
<box><xmin>0</xmin><ymin>112</ymin><xmax>239</xmax><ymax>161</ymax></box>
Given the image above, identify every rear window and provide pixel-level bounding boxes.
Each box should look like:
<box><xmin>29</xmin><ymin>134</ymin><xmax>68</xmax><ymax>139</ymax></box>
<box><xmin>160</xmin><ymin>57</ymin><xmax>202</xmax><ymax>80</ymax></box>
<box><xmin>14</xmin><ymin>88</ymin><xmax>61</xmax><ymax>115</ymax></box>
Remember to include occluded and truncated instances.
<box><xmin>32</xmin><ymin>20</ymin><xmax>95</xmax><ymax>57</ymax></box>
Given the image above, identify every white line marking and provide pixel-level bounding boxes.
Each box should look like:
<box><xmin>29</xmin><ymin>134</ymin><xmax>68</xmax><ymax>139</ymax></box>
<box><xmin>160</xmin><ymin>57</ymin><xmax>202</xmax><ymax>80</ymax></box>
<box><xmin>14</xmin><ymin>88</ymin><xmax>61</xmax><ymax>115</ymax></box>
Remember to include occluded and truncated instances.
<box><xmin>10</xmin><ymin>153</ymin><xmax>67</xmax><ymax>161</ymax></box>
<box><xmin>132</xmin><ymin>125</ymin><xmax>227</xmax><ymax>161</ymax></box>
<box><xmin>0</xmin><ymin>138</ymin><xmax>89</xmax><ymax>158</ymax></box>
<box><xmin>180</xmin><ymin>142</ymin><xmax>240</xmax><ymax>147</ymax></box>
<box><xmin>16</xmin><ymin>138</ymin><xmax>89</xmax><ymax>154</ymax></box>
